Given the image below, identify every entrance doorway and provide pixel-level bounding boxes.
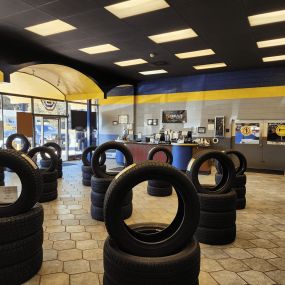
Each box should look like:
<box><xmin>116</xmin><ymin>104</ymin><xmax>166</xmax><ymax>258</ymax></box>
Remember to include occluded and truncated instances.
<box><xmin>34</xmin><ymin>116</ymin><xmax>67</xmax><ymax>161</ymax></box>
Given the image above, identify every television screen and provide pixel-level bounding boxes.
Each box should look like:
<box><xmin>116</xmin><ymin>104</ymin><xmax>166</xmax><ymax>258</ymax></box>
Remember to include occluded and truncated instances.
<box><xmin>71</xmin><ymin>110</ymin><xmax>96</xmax><ymax>130</ymax></box>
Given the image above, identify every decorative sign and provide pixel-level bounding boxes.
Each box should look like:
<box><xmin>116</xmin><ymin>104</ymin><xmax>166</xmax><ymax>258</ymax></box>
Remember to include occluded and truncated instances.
<box><xmin>267</xmin><ymin>123</ymin><xmax>285</xmax><ymax>145</ymax></box>
<box><xmin>235</xmin><ymin>122</ymin><xmax>260</xmax><ymax>144</ymax></box>
<box><xmin>162</xmin><ymin>110</ymin><xmax>187</xmax><ymax>123</ymax></box>
<box><xmin>41</xmin><ymin>100</ymin><xmax>57</xmax><ymax>111</ymax></box>
<box><xmin>215</xmin><ymin>116</ymin><xmax>225</xmax><ymax>137</ymax></box>
<box><xmin>0</xmin><ymin>186</ymin><xmax>18</xmax><ymax>204</ymax></box>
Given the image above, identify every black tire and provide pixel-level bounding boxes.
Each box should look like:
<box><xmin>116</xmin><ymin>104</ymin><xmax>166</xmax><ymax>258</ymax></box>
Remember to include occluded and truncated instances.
<box><xmin>42</xmin><ymin>142</ymin><xmax>62</xmax><ymax>159</ymax></box>
<box><xmin>82</xmin><ymin>172</ymin><xmax>92</xmax><ymax>180</ymax></box>
<box><xmin>91</xmin><ymin>141</ymin><xmax>133</xmax><ymax>179</ymax></box>
<box><xmin>0</xmin><ymin>248</ymin><xmax>43</xmax><ymax>285</ymax></box>
<box><xmin>224</xmin><ymin>150</ymin><xmax>247</xmax><ymax>175</ymax></box>
<box><xmin>104</xmin><ymin>161</ymin><xmax>200</xmax><ymax>257</ymax></box>
<box><xmin>0</xmin><ymin>229</ymin><xmax>43</xmax><ymax>268</ymax></box>
<box><xmin>148</xmin><ymin>180</ymin><xmax>171</xmax><ymax>188</ymax></box>
<box><xmin>57</xmin><ymin>170</ymin><xmax>63</xmax><ymax>178</ymax></box>
<box><xmin>147</xmin><ymin>146</ymin><xmax>173</xmax><ymax>164</ymax></box>
<box><xmin>39</xmin><ymin>190</ymin><xmax>57</xmax><ymax>203</ymax></box>
<box><xmin>199</xmin><ymin>210</ymin><xmax>236</xmax><ymax>229</ymax></box>
<box><xmin>82</xmin><ymin>146</ymin><xmax>106</xmax><ymax>166</ymax></box>
<box><xmin>91</xmin><ymin>203</ymin><xmax>132</xmax><ymax>222</ymax></box>
<box><xmin>147</xmin><ymin>185</ymin><xmax>172</xmax><ymax>197</ymax></box>
<box><xmin>215</xmin><ymin>173</ymin><xmax>222</xmax><ymax>185</ymax></box>
<box><xmin>82</xmin><ymin>165</ymin><xmax>93</xmax><ymax>174</ymax></box>
<box><xmin>40</xmin><ymin>169</ymin><xmax>58</xmax><ymax>183</ymax></box>
<box><xmin>28</xmin><ymin>146</ymin><xmax>58</xmax><ymax>172</ymax></box>
<box><xmin>236</xmin><ymin>198</ymin><xmax>246</xmax><ymax>210</ymax></box>
<box><xmin>0</xmin><ymin>172</ymin><xmax>4</xmax><ymax>181</ymax></box>
<box><xmin>233</xmin><ymin>174</ymin><xmax>247</xmax><ymax>187</ymax></box>
<box><xmin>91</xmin><ymin>190</ymin><xmax>132</xmax><ymax>207</ymax></box>
<box><xmin>43</xmin><ymin>180</ymin><xmax>58</xmax><ymax>193</ymax></box>
<box><xmin>82</xmin><ymin>179</ymin><xmax>91</xmax><ymax>186</ymax></box>
<box><xmin>187</xmin><ymin>151</ymin><xmax>236</xmax><ymax>194</ymax></box>
<box><xmin>195</xmin><ymin>225</ymin><xmax>236</xmax><ymax>245</ymax></box>
<box><xmin>0</xmin><ymin>180</ymin><xmax>4</xmax><ymax>186</ymax></box>
<box><xmin>103</xmin><ymin>236</ymin><xmax>200</xmax><ymax>285</ymax></box>
<box><xmin>233</xmin><ymin>186</ymin><xmax>246</xmax><ymax>199</ymax></box>
<box><xmin>6</xmin><ymin>133</ymin><xmax>31</xmax><ymax>153</ymax></box>
<box><xmin>91</xmin><ymin>176</ymin><xmax>113</xmax><ymax>193</ymax></box>
<box><xmin>0</xmin><ymin>203</ymin><xmax>43</xmax><ymax>244</ymax></box>
<box><xmin>0</xmin><ymin>150</ymin><xmax>42</xmax><ymax>217</ymax></box>
<box><xmin>198</xmin><ymin>191</ymin><xmax>237</xmax><ymax>212</ymax></box>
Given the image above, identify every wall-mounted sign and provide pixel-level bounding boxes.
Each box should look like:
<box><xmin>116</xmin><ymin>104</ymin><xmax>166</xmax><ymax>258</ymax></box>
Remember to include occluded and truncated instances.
<box><xmin>118</xmin><ymin>115</ymin><xmax>128</xmax><ymax>124</ymax></box>
<box><xmin>162</xmin><ymin>110</ymin><xmax>187</xmax><ymax>123</ymax></box>
<box><xmin>41</xmin><ymin>100</ymin><xmax>57</xmax><ymax>111</ymax></box>
<box><xmin>235</xmin><ymin>122</ymin><xmax>260</xmax><ymax>144</ymax></box>
<box><xmin>267</xmin><ymin>123</ymin><xmax>285</xmax><ymax>145</ymax></box>
<box><xmin>215</xmin><ymin>116</ymin><xmax>225</xmax><ymax>137</ymax></box>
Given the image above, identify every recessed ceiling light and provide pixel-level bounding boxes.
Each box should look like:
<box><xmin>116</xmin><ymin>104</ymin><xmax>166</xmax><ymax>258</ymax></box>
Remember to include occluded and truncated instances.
<box><xmin>25</xmin><ymin>20</ymin><xmax>76</xmax><ymax>36</ymax></box>
<box><xmin>105</xmin><ymin>0</ymin><xmax>169</xmax><ymax>19</ymax></box>
<box><xmin>139</xmin><ymin>69</ymin><xmax>168</xmax><ymax>75</ymax></box>
<box><xmin>115</xmin><ymin>59</ymin><xmax>147</xmax><ymax>66</ymax></box>
<box><xmin>193</xmin><ymin>63</ymin><xmax>227</xmax><ymax>70</ymax></box>
<box><xmin>148</xmin><ymin>28</ymin><xmax>197</xmax><ymax>44</ymax></box>
<box><xmin>248</xmin><ymin>9</ymin><xmax>285</xmax><ymax>26</ymax></box>
<box><xmin>175</xmin><ymin>49</ymin><xmax>215</xmax><ymax>59</ymax></box>
<box><xmin>262</xmin><ymin>55</ymin><xmax>285</xmax><ymax>62</ymax></box>
<box><xmin>79</xmin><ymin>44</ymin><xmax>119</xmax><ymax>54</ymax></box>
<box><xmin>257</xmin><ymin>37</ymin><xmax>285</xmax><ymax>48</ymax></box>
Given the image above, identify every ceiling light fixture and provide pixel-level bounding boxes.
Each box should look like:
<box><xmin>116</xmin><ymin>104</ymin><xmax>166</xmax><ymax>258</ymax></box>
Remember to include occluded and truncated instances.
<box><xmin>105</xmin><ymin>0</ymin><xmax>169</xmax><ymax>19</ymax></box>
<box><xmin>115</xmin><ymin>59</ymin><xmax>147</xmax><ymax>66</ymax></box>
<box><xmin>79</xmin><ymin>44</ymin><xmax>119</xmax><ymax>54</ymax></box>
<box><xmin>193</xmin><ymin>62</ymin><xmax>227</xmax><ymax>70</ymax></box>
<box><xmin>262</xmin><ymin>55</ymin><xmax>285</xmax><ymax>62</ymax></box>
<box><xmin>148</xmin><ymin>28</ymin><xmax>197</xmax><ymax>44</ymax></box>
<box><xmin>25</xmin><ymin>20</ymin><xmax>76</xmax><ymax>36</ymax></box>
<box><xmin>257</xmin><ymin>37</ymin><xmax>285</xmax><ymax>48</ymax></box>
<box><xmin>139</xmin><ymin>69</ymin><xmax>168</xmax><ymax>75</ymax></box>
<box><xmin>248</xmin><ymin>9</ymin><xmax>285</xmax><ymax>26</ymax></box>
<box><xmin>175</xmin><ymin>49</ymin><xmax>215</xmax><ymax>59</ymax></box>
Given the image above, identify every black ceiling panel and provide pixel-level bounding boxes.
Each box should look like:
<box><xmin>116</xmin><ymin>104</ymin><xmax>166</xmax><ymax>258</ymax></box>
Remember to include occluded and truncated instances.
<box><xmin>0</xmin><ymin>0</ymin><xmax>32</xmax><ymax>19</ymax></box>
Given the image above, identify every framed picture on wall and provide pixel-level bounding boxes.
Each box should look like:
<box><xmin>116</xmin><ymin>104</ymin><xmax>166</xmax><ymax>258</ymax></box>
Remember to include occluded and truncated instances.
<box><xmin>147</xmin><ymin>119</ymin><xmax>153</xmax><ymax>125</ymax></box>
<box><xmin>153</xmin><ymin>119</ymin><xmax>158</xmax><ymax>126</ymax></box>
<box><xmin>118</xmin><ymin>115</ymin><xmax>128</xmax><ymax>124</ymax></box>
<box><xmin>198</xmin><ymin>127</ymin><xmax>206</xmax><ymax>134</ymax></box>
<box><xmin>215</xmin><ymin>116</ymin><xmax>225</xmax><ymax>137</ymax></box>
<box><xmin>162</xmin><ymin>110</ymin><xmax>187</xmax><ymax>123</ymax></box>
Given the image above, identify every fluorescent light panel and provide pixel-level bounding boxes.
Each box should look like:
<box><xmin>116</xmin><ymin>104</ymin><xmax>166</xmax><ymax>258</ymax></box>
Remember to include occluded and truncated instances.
<box><xmin>139</xmin><ymin>69</ymin><xmax>168</xmax><ymax>75</ymax></box>
<box><xmin>175</xmin><ymin>49</ymin><xmax>215</xmax><ymax>59</ymax></box>
<box><xmin>248</xmin><ymin>9</ymin><xmax>285</xmax><ymax>26</ymax></box>
<box><xmin>79</xmin><ymin>44</ymin><xmax>119</xmax><ymax>54</ymax></box>
<box><xmin>25</xmin><ymin>20</ymin><xmax>76</xmax><ymax>36</ymax></box>
<box><xmin>115</xmin><ymin>59</ymin><xmax>147</xmax><ymax>66</ymax></box>
<box><xmin>262</xmin><ymin>55</ymin><xmax>285</xmax><ymax>62</ymax></box>
<box><xmin>193</xmin><ymin>63</ymin><xmax>227</xmax><ymax>70</ymax></box>
<box><xmin>105</xmin><ymin>0</ymin><xmax>169</xmax><ymax>19</ymax></box>
<box><xmin>257</xmin><ymin>37</ymin><xmax>285</xmax><ymax>48</ymax></box>
<box><xmin>149</xmin><ymin>28</ymin><xmax>197</xmax><ymax>43</ymax></box>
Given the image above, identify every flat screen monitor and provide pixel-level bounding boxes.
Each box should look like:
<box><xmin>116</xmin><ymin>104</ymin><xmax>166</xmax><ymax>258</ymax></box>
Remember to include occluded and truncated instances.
<box><xmin>71</xmin><ymin>110</ymin><xmax>96</xmax><ymax>130</ymax></box>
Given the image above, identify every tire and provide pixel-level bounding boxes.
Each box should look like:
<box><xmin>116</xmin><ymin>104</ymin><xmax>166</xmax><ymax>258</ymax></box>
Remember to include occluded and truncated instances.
<box><xmin>233</xmin><ymin>187</ymin><xmax>246</xmax><ymax>199</ymax></box>
<box><xmin>39</xmin><ymin>190</ymin><xmax>57</xmax><ymax>203</ymax></box>
<box><xmin>187</xmin><ymin>151</ymin><xmax>236</xmax><ymax>194</ymax></box>
<box><xmin>223</xmin><ymin>150</ymin><xmax>247</xmax><ymax>175</ymax></box>
<box><xmin>57</xmin><ymin>170</ymin><xmax>63</xmax><ymax>178</ymax></box>
<box><xmin>0</xmin><ymin>229</ymin><xmax>43</xmax><ymax>268</ymax></box>
<box><xmin>195</xmin><ymin>225</ymin><xmax>236</xmax><ymax>245</ymax></box>
<box><xmin>0</xmin><ymin>248</ymin><xmax>43</xmax><ymax>285</ymax></box>
<box><xmin>215</xmin><ymin>173</ymin><xmax>222</xmax><ymax>185</ymax></box>
<box><xmin>147</xmin><ymin>146</ymin><xmax>173</xmax><ymax>164</ymax></box>
<box><xmin>43</xmin><ymin>180</ymin><xmax>58</xmax><ymax>193</ymax></box>
<box><xmin>103</xmin><ymin>235</ymin><xmax>200</xmax><ymax>285</ymax></box>
<box><xmin>6</xmin><ymin>133</ymin><xmax>31</xmax><ymax>153</ymax></box>
<box><xmin>91</xmin><ymin>176</ymin><xmax>113</xmax><ymax>193</ymax></box>
<box><xmin>199</xmin><ymin>210</ymin><xmax>236</xmax><ymax>229</ymax></box>
<box><xmin>233</xmin><ymin>174</ymin><xmax>247</xmax><ymax>187</ymax></box>
<box><xmin>0</xmin><ymin>172</ymin><xmax>4</xmax><ymax>181</ymax></box>
<box><xmin>82</xmin><ymin>165</ymin><xmax>93</xmax><ymax>174</ymax></box>
<box><xmin>82</xmin><ymin>146</ymin><xmax>106</xmax><ymax>166</ymax></box>
<box><xmin>0</xmin><ymin>180</ymin><xmax>4</xmax><ymax>186</ymax></box>
<box><xmin>28</xmin><ymin>146</ymin><xmax>58</xmax><ymax>172</ymax></box>
<box><xmin>104</xmin><ymin>161</ymin><xmax>200</xmax><ymax>257</ymax></box>
<box><xmin>40</xmin><ymin>159</ymin><xmax>51</xmax><ymax>168</ymax></box>
<box><xmin>82</xmin><ymin>172</ymin><xmax>92</xmax><ymax>180</ymax></box>
<box><xmin>0</xmin><ymin>203</ymin><xmax>43</xmax><ymax>244</ymax></box>
<box><xmin>82</xmin><ymin>179</ymin><xmax>91</xmax><ymax>186</ymax></box>
<box><xmin>147</xmin><ymin>185</ymin><xmax>172</xmax><ymax>197</ymax></box>
<box><xmin>42</xmin><ymin>142</ymin><xmax>62</xmax><ymax>159</ymax></box>
<box><xmin>236</xmin><ymin>198</ymin><xmax>246</xmax><ymax>210</ymax></box>
<box><xmin>0</xmin><ymin>150</ymin><xmax>43</xmax><ymax>217</ymax></box>
<box><xmin>40</xmin><ymin>169</ymin><xmax>58</xmax><ymax>183</ymax></box>
<box><xmin>91</xmin><ymin>141</ymin><xmax>133</xmax><ymax>179</ymax></box>
<box><xmin>198</xmin><ymin>191</ymin><xmax>236</xmax><ymax>212</ymax></box>
<box><xmin>91</xmin><ymin>203</ymin><xmax>132</xmax><ymax>222</ymax></box>
<box><xmin>148</xmin><ymin>180</ymin><xmax>171</xmax><ymax>188</ymax></box>
<box><xmin>91</xmin><ymin>190</ymin><xmax>132</xmax><ymax>207</ymax></box>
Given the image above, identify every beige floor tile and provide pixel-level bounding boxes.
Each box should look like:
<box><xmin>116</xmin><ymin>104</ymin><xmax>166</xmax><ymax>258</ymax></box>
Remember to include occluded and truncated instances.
<box><xmin>83</xmin><ymin>248</ymin><xmax>103</xmax><ymax>261</ymax></box>
<box><xmin>46</xmin><ymin>226</ymin><xmax>66</xmax><ymax>233</ymax></box>
<box><xmin>90</xmin><ymin>259</ymin><xmax>104</xmax><ymax>274</ymax></box>
<box><xmin>224</xmin><ymin>248</ymin><xmax>253</xmax><ymax>259</ymax></box>
<box><xmin>201</xmin><ymin>248</ymin><xmax>229</xmax><ymax>259</ymax></box>
<box><xmin>70</xmin><ymin>272</ymin><xmax>100</xmax><ymax>285</ymax></box>
<box><xmin>64</xmin><ymin>259</ymin><xmax>90</xmax><ymax>274</ymax></box>
<box><xmin>71</xmin><ymin>232</ymin><xmax>91</xmax><ymax>241</ymax></box>
<box><xmin>66</xmin><ymin>225</ymin><xmax>85</xmax><ymax>233</ymax></box>
<box><xmin>266</xmin><ymin>270</ymin><xmax>285</xmax><ymax>285</ymax></box>
<box><xmin>76</xmin><ymin>240</ymin><xmax>99</xmax><ymax>250</ymax></box>
<box><xmin>53</xmin><ymin>240</ymin><xmax>76</xmax><ymax>250</ymax></box>
<box><xmin>43</xmin><ymin>249</ymin><xmax>58</xmax><ymax>261</ymax></box>
<box><xmin>243</xmin><ymin>258</ymin><xmax>277</xmax><ymax>272</ymax></box>
<box><xmin>211</xmin><ymin>270</ymin><xmax>246</xmax><ymax>285</ymax></box>
<box><xmin>58</xmin><ymin>249</ymin><xmax>82</xmax><ymax>261</ymax></box>
<box><xmin>218</xmin><ymin>258</ymin><xmax>250</xmax><ymax>272</ymax></box>
<box><xmin>23</xmin><ymin>275</ymin><xmax>40</xmax><ymax>285</ymax></box>
<box><xmin>246</xmin><ymin>248</ymin><xmax>277</xmax><ymax>259</ymax></box>
<box><xmin>199</xmin><ymin>271</ymin><xmax>219</xmax><ymax>285</ymax></box>
<box><xmin>40</xmin><ymin>273</ymin><xmax>69</xmax><ymax>285</ymax></box>
<box><xmin>39</xmin><ymin>260</ymin><xmax>63</xmax><ymax>275</ymax></box>
<box><xmin>268</xmin><ymin>258</ymin><xmax>285</xmax><ymax>270</ymax></box>
<box><xmin>201</xmin><ymin>258</ymin><xmax>223</xmax><ymax>272</ymax></box>
<box><xmin>250</xmin><ymin>239</ymin><xmax>277</xmax><ymax>249</ymax></box>
<box><xmin>238</xmin><ymin>270</ymin><xmax>275</xmax><ymax>285</ymax></box>
<box><xmin>269</xmin><ymin>247</ymin><xmax>285</xmax><ymax>258</ymax></box>
<box><xmin>49</xmin><ymin>232</ymin><xmax>71</xmax><ymax>241</ymax></box>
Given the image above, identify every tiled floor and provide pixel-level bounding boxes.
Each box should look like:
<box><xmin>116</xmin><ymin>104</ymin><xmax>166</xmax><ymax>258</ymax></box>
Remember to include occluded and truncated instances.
<box><xmin>18</xmin><ymin>162</ymin><xmax>285</xmax><ymax>285</ymax></box>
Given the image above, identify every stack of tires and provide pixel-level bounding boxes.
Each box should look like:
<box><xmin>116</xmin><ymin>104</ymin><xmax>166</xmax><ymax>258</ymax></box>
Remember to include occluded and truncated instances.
<box><xmin>28</xmin><ymin>146</ymin><xmax>59</xmax><ymax>203</ymax></box>
<box><xmin>90</xmin><ymin>142</ymin><xmax>133</xmax><ymax>221</ymax></box>
<box><xmin>0</xmin><ymin>149</ymin><xmax>43</xmax><ymax>284</ymax></box>
<box><xmin>40</xmin><ymin>142</ymin><xmax>63</xmax><ymax>178</ymax></box>
<box><xmin>103</xmin><ymin>162</ymin><xmax>201</xmax><ymax>285</ymax></box>
<box><xmin>0</xmin><ymin>167</ymin><xmax>4</xmax><ymax>186</ymax></box>
<box><xmin>188</xmin><ymin>151</ymin><xmax>237</xmax><ymax>245</ymax></box>
<box><xmin>215</xmin><ymin>150</ymin><xmax>247</xmax><ymax>209</ymax></box>
<box><xmin>147</xmin><ymin>147</ymin><xmax>173</xmax><ymax>197</ymax></box>
<box><xmin>81</xmin><ymin>146</ymin><xmax>106</xmax><ymax>186</ymax></box>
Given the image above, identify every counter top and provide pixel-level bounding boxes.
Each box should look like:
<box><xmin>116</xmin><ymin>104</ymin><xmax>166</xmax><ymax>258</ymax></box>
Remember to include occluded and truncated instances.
<box><xmin>115</xmin><ymin>140</ymin><xmax>205</xmax><ymax>147</ymax></box>
<box><xmin>171</xmin><ymin>143</ymin><xmax>198</xmax><ymax>146</ymax></box>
